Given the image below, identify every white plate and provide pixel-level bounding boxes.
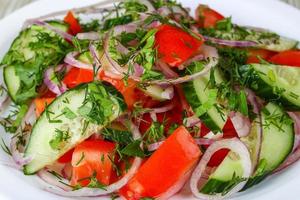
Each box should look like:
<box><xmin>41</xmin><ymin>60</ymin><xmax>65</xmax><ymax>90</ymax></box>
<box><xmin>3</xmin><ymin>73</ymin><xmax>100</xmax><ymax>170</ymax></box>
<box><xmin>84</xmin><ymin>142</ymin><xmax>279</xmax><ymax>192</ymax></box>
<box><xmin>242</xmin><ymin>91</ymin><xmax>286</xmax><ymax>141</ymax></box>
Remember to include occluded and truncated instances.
<box><xmin>0</xmin><ymin>0</ymin><xmax>300</xmax><ymax>200</ymax></box>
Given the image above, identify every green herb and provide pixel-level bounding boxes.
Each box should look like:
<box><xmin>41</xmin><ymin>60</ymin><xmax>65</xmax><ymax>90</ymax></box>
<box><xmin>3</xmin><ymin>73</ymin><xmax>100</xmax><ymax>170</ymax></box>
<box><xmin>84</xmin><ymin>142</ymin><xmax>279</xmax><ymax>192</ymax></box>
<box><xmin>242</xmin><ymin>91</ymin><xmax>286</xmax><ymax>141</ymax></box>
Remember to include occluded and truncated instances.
<box><xmin>289</xmin><ymin>92</ymin><xmax>299</xmax><ymax>100</ymax></box>
<box><xmin>140</xmin><ymin>198</ymin><xmax>155</xmax><ymax>200</ymax></box>
<box><xmin>81</xmin><ymin>19</ymin><xmax>101</xmax><ymax>32</ymax></box>
<box><xmin>239</xmin><ymin>91</ymin><xmax>248</xmax><ymax>116</ymax></box>
<box><xmin>0</xmin><ymin>137</ymin><xmax>12</xmax><ymax>156</ymax></box>
<box><xmin>195</xmin><ymin>89</ymin><xmax>218</xmax><ymax>116</ymax></box>
<box><xmin>45</xmin><ymin>106</ymin><xmax>63</xmax><ymax>124</ymax></box>
<box><xmin>62</xmin><ymin>107</ymin><xmax>77</xmax><ymax>120</ymax></box>
<box><xmin>49</xmin><ymin>128</ymin><xmax>71</xmax><ymax>150</ymax></box>
<box><xmin>76</xmin><ymin>152</ymin><xmax>85</xmax><ymax>166</ymax></box>
<box><xmin>144</xmin><ymin>121</ymin><xmax>165</xmax><ymax>144</ymax></box>
<box><xmin>120</xmin><ymin>140</ymin><xmax>145</xmax><ymax>158</ymax></box>
<box><xmin>87</xmin><ymin>171</ymin><xmax>107</xmax><ymax>190</ymax></box>
<box><xmin>81</xmin><ymin>120</ymin><xmax>90</xmax><ymax>135</ymax></box>
<box><xmin>48</xmin><ymin>170</ymin><xmax>63</xmax><ymax>180</ymax></box>
<box><xmin>102</xmin><ymin>128</ymin><xmax>133</xmax><ymax>145</ymax></box>
<box><xmin>78</xmin><ymin>83</ymin><xmax>121</xmax><ymax>125</ymax></box>
<box><xmin>221</xmin><ymin>173</ymin><xmax>247</xmax><ymax>196</ymax></box>
<box><xmin>262</xmin><ymin>107</ymin><xmax>293</xmax><ymax>131</ymax></box>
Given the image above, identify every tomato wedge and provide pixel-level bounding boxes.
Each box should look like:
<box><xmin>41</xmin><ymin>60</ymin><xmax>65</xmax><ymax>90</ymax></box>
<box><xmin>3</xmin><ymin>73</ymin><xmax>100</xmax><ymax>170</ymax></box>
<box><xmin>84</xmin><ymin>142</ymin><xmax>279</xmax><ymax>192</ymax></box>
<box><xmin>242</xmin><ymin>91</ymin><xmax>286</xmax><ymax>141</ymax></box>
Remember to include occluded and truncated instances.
<box><xmin>120</xmin><ymin>126</ymin><xmax>201</xmax><ymax>199</ymax></box>
<box><xmin>34</xmin><ymin>97</ymin><xmax>55</xmax><ymax>117</ymax></box>
<box><xmin>247</xmin><ymin>49</ymin><xmax>276</xmax><ymax>64</ymax></box>
<box><xmin>64</xmin><ymin>11</ymin><xmax>82</xmax><ymax>35</ymax></box>
<box><xmin>155</xmin><ymin>24</ymin><xmax>203</xmax><ymax>67</ymax></box>
<box><xmin>195</xmin><ymin>5</ymin><xmax>225</xmax><ymax>28</ymax></box>
<box><xmin>71</xmin><ymin>140</ymin><xmax>116</xmax><ymax>186</ymax></box>
<box><xmin>269</xmin><ymin>50</ymin><xmax>300</xmax><ymax>67</ymax></box>
<box><xmin>58</xmin><ymin>148</ymin><xmax>74</xmax><ymax>163</ymax></box>
<box><xmin>63</xmin><ymin>67</ymin><xmax>94</xmax><ymax>89</ymax></box>
<box><xmin>204</xmin><ymin>118</ymin><xmax>239</xmax><ymax>167</ymax></box>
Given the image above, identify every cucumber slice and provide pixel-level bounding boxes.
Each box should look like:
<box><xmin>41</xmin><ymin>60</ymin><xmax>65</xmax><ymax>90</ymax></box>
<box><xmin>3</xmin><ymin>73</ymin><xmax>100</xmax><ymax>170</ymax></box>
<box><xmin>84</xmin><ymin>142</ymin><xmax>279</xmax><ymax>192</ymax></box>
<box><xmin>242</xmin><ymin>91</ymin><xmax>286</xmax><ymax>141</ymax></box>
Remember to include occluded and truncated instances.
<box><xmin>2</xmin><ymin>21</ymin><xmax>70</xmax><ymax>104</ymax></box>
<box><xmin>201</xmin><ymin>152</ymin><xmax>244</xmax><ymax>194</ymax></box>
<box><xmin>183</xmin><ymin>67</ymin><xmax>228</xmax><ymax>133</ymax></box>
<box><xmin>23</xmin><ymin>82</ymin><xmax>126</xmax><ymax>174</ymax></box>
<box><xmin>239</xmin><ymin>63</ymin><xmax>300</xmax><ymax>110</ymax></box>
<box><xmin>242</xmin><ymin>103</ymin><xmax>294</xmax><ymax>189</ymax></box>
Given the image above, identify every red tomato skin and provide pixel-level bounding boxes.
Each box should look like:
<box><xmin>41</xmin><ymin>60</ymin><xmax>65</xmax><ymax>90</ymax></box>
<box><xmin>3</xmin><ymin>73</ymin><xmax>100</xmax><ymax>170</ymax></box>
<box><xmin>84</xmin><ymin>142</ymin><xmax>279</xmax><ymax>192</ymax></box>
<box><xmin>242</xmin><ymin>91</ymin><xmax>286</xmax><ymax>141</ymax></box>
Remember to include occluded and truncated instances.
<box><xmin>64</xmin><ymin>11</ymin><xmax>82</xmax><ymax>35</ymax></box>
<box><xmin>63</xmin><ymin>68</ymin><xmax>94</xmax><ymax>89</ymax></box>
<box><xmin>120</xmin><ymin>126</ymin><xmax>201</xmax><ymax>199</ymax></box>
<box><xmin>205</xmin><ymin>118</ymin><xmax>238</xmax><ymax>167</ymax></box>
<box><xmin>58</xmin><ymin>148</ymin><xmax>74</xmax><ymax>163</ymax></box>
<box><xmin>71</xmin><ymin>140</ymin><xmax>116</xmax><ymax>186</ymax></box>
<box><xmin>195</xmin><ymin>5</ymin><xmax>224</xmax><ymax>28</ymax></box>
<box><xmin>247</xmin><ymin>49</ymin><xmax>276</xmax><ymax>64</ymax></box>
<box><xmin>155</xmin><ymin>25</ymin><xmax>203</xmax><ymax>67</ymax></box>
<box><xmin>269</xmin><ymin>50</ymin><xmax>300</xmax><ymax>67</ymax></box>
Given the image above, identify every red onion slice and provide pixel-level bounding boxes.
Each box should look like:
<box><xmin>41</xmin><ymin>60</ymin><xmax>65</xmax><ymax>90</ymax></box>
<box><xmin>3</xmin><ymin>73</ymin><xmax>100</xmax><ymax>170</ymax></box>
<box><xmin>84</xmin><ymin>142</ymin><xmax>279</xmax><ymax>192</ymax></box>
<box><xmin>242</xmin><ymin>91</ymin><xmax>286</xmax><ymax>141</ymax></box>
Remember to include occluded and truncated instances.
<box><xmin>185</xmin><ymin>115</ymin><xmax>201</xmax><ymax>127</ymax></box>
<box><xmin>10</xmin><ymin>102</ymin><xmax>35</xmax><ymax>168</ymax></box>
<box><xmin>77</xmin><ymin>32</ymin><xmax>100</xmax><ymax>41</ymax></box>
<box><xmin>149</xmin><ymin>45</ymin><xmax>218</xmax><ymax>85</ymax></box>
<box><xmin>177</xmin><ymin>54</ymin><xmax>204</xmax><ymax>70</ymax></box>
<box><xmin>288</xmin><ymin>112</ymin><xmax>300</xmax><ymax>151</ymax></box>
<box><xmin>26</xmin><ymin>20</ymin><xmax>73</xmax><ymax>41</ymax></box>
<box><xmin>274</xmin><ymin>112</ymin><xmax>300</xmax><ymax>173</ymax></box>
<box><xmin>0</xmin><ymin>85</ymin><xmax>11</xmax><ymax>113</ymax></box>
<box><xmin>44</xmin><ymin>65</ymin><xmax>67</xmax><ymax>95</ymax></box>
<box><xmin>156</xmin><ymin>60</ymin><xmax>179</xmax><ymax>79</ymax></box>
<box><xmin>190</xmin><ymin>138</ymin><xmax>252</xmax><ymax>200</ymax></box>
<box><xmin>203</xmin><ymin>36</ymin><xmax>257</xmax><ymax>47</ymax></box>
<box><xmin>64</xmin><ymin>52</ymin><xmax>93</xmax><ymax>70</ymax></box>
<box><xmin>36</xmin><ymin>122</ymin><xmax>142</xmax><ymax>197</ymax></box>
<box><xmin>229</xmin><ymin>112</ymin><xmax>251</xmax><ymax>138</ymax></box>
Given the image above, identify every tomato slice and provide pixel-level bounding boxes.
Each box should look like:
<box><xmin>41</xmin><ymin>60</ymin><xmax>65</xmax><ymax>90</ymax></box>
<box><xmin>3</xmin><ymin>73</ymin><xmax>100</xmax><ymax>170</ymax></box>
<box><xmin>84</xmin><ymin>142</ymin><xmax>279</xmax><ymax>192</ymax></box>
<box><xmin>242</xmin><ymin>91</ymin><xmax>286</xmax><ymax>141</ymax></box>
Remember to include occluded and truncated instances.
<box><xmin>34</xmin><ymin>97</ymin><xmax>55</xmax><ymax>117</ymax></box>
<box><xmin>247</xmin><ymin>49</ymin><xmax>276</xmax><ymax>64</ymax></box>
<box><xmin>58</xmin><ymin>148</ymin><xmax>74</xmax><ymax>163</ymax></box>
<box><xmin>269</xmin><ymin>50</ymin><xmax>300</xmax><ymax>67</ymax></box>
<box><xmin>71</xmin><ymin>140</ymin><xmax>116</xmax><ymax>186</ymax></box>
<box><xmin>64</xmin><ymin>11</ymin><xmax>82</xmax><ymax>35</ymax></box>
<box><xmin>195</xmin><ymin>5</ymin><xmax>225</xmax><ymax>28</ymax></box>
<box><xmin>119</xmin><ymin>126</ymin><xmax>201</xmax><ymax>199</ymax></box>
<box><xmin>63</xmin><ymin>67</ymin><xmax>94</xmax><ymax>89</ymax></box>
<box><xmin>204</xmin><ymin>118</ymin><xmax>238</xmax><ymax>167</ymax></box>
<box><xmin>155</xmin><ymin>24</ymin><xmax>203</xmax><ymax>67</ymax></box>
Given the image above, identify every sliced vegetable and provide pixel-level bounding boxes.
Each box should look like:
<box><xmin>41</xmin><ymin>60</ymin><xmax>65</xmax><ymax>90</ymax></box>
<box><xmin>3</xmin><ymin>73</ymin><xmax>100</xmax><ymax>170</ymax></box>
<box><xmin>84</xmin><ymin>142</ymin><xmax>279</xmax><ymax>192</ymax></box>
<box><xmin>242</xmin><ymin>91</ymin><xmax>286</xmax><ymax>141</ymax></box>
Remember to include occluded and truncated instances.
<box><xmin>24</xmin><ymin>82</ymin><xmax>126</xmax><ymax>174</ymax></box>
<box><xmin>190</xmin><ymin>138</ymin><xmax>252</xmax><ymax>199</ymax></box>
<box><xmin>243</xmin><ymin>103</ymin><xmax>294</xmax><ymax>189</ymax></box>
<box><xmin>63</xmin><ymin>67</ymin><xmax>94</xmax><ymax>89</ymax></box>
<box><xmin>120</xmin><ymin>126</ymin><xmax>201</xmax><ymax>199</ymax></box>
<box><xmin>155</xmin><ymin>24</ymin><xmax>203</xmax><ymax>67</ymax></box>
<box><xmin>2</xmin><ymin>21</ymin><xmax>71</xmax><ymax>104</ymax></box>
<box><xmin>183</xmin><ymin>66</ymin><xmax>228</xmax><ymax>133</ymax></box>
<box><xmin>64</xmin><ymin>11</ymin><xmax>82</xmax><ymax>35</ymax></box>
<box><xmin>34</xmin><ymin>97</ymin><xmax>55</xmax><ymax>117</ymax></box>
<box><xmin>247</xmin><ymin>49</ymin><xmax>275</xmax><ymax>64</ymax></box>
<box><xmin>269</xmin><ymin>50</ymin><xmax>300</xmax><ymax>67</ymax></box>
<box><xmin>239</xmin><ymin>63</ymin><xmax>300</xmax><ymax>110</ymax></box>
<box><xmin>71</xmin><ymin>140</ymin><xmax>115</xmax><ymax>186</ymax></box>
<box><xmin>195</xmin><ymin>5</ymin><xmax>225</xmax><ymax>28</ymax></box>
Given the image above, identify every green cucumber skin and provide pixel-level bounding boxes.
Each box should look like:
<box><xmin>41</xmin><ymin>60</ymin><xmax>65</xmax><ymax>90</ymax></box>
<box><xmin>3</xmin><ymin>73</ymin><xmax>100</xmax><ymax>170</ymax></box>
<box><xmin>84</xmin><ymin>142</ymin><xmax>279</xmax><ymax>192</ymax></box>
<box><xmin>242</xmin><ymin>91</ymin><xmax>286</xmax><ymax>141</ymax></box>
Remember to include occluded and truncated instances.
<box><xmin>238</xmin><ymin>64</ymin><xmax>300</xmax><ymax>111</ymax></box>
<box><xmin>201</xmin><ymin>179</ymin><xmax>233</xmax><ymax>194</ymax></box>
<box><xmin>2</xmin><ymin>21</ymin><xmax>69</xmax><ymax>104</ymax></box>
<box><xmin>23</xmin><ymin>82</ymin><xmax>126</xmax><ymax>175</ymax></box>
<box><xmin>183</xmin><ymin>81</ymin><xmax>222</xmax><ymax>133</ymax></box>
<box><xmin>242</xmin><ymin>103</ymin><xmax>294</xmax><ymax>190</ymax></box>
